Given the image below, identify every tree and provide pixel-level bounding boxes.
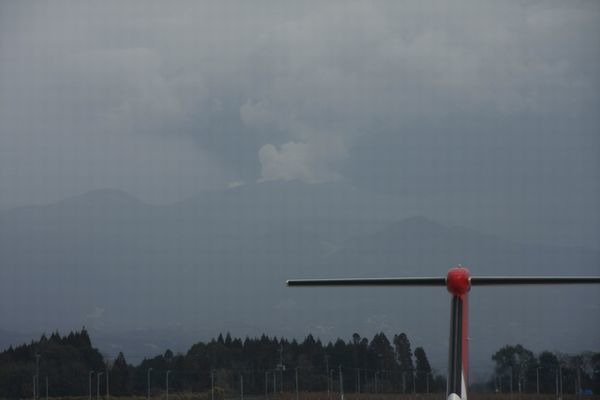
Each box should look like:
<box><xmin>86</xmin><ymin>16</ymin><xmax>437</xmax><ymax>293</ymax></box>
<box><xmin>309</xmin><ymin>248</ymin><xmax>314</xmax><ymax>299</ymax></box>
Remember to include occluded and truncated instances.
<box><xmin>368</xmin><ymin>333</ymin><xmax>395</xmax><ymax>371</ymax></box>
<box><xmin>394</xmin><ymin>333</ymin><xmax>415</xmax><ymax>392</ymax></box>
<box><xmin>492</xmin><ymin>345</ymin><xmax>536</xmax><ymax>393</ymax></box>
<box><xmin>538</xmin><ymin>351</ymin><xmax>559</xmax><ymax>393</ymax></box>
<box><xmin>111</xmin><ymin>352</ymin><xmax>131</xmax><ymax>395</ymax></box>
<box><xmin>591</xmin><ymin>352</ymin><xmax>600</xmax><ymax>394</ymax></box>
<box><xmin>414</xmin><ymin>347</ymin><xmax>432</xmax><ymax>392</ymax></box>
<box><xmin>366</xmin><ymin>333</ymin><xmax>396</xmax><ymax>393</ymax></box>
<box><xmin>1</xmin><ymin>329</ymin><xmax>442</xmax><ymax>397</ymax></box>
<box><xmin>0</xmin><ymin>328</ymin><xmax>106</xmax><ymax>397</ymax></box>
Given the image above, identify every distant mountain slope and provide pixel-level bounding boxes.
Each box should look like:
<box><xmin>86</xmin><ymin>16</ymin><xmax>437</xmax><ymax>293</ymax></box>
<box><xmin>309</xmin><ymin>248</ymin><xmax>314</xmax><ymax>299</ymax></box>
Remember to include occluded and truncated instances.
<box><xmin>0</xmin><ymin>185</ymin><xmax>598</xmax><ymax>371</ymax></box>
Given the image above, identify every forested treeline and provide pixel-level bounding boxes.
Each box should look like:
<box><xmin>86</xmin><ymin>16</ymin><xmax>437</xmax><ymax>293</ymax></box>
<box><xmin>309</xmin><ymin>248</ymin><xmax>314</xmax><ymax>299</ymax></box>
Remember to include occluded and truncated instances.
<box><xmin>0</xmin><ymin>330</ymin><xmax>105</xmax><ymax>397</ymax></box>
<box><xmin>2</xmin><ymin>329</ymin><xmax>599</xmax><ymax>398</ymax></box>
<box><xmin>0</xmin><ymin>329</ymin><xmax>441</xmax><ymax>397</ymax></box>
<box><xmin>490</xmin><ymin>344</ymin><xmax>600</xmax><ymax>395</ymax></box>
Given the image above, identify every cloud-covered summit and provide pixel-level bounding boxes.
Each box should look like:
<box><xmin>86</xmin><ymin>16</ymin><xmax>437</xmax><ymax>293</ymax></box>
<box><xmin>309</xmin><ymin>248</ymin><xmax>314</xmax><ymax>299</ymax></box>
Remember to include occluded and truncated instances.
<box><xmin>0</xmin><ymin>1</ymin><xmax>598</xmax><ymax>247</ymax></box>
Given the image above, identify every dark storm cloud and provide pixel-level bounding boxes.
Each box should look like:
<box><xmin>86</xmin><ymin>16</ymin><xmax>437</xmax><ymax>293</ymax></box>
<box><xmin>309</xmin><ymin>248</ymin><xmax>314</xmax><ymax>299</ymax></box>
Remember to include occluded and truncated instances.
<box><xmin>0</xmin><ymin>1</ymin><xmax>598</xmax><ymax>210</ymax></box>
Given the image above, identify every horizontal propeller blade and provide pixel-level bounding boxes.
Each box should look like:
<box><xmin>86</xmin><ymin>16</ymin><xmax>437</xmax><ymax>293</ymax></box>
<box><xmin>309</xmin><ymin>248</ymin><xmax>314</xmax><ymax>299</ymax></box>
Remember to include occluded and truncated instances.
<box><xmin>286</xmin><ymin>276</ymin><xmax>600</xmax><ymax>287</ymax></box>
<box><xmin>287</xmin><ymin>277</ymin><xmax>446</xmax><ymax>286</ymax></box>
<box><xmin>470</xmin><ymin>276</ymin><xmax>600</xmax><ymax>285</ymax></box>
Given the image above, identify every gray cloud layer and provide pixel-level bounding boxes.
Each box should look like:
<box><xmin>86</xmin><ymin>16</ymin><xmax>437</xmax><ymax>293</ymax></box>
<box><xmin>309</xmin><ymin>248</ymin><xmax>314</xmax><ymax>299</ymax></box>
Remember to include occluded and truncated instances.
<box><xmin>1</xmin><ymin>1</ymin><xmax>598</xmax><ymax>236</ymax></box>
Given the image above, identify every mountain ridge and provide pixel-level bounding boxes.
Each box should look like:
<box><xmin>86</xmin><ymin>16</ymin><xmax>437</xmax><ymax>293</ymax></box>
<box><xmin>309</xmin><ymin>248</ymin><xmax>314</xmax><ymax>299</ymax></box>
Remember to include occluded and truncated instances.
<box><xmin>0</xmin><ymin>184</ymin><xmax>598</xmax><ymax>370</ymax></box>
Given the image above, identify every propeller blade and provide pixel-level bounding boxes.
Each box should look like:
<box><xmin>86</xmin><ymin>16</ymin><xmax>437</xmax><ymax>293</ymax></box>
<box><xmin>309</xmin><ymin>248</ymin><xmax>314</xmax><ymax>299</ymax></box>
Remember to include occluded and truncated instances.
<box><xmin>470</xmin><ymin>276</ymin><xmax>600</xmax><ymax>285</ymax></box>
<box><xmin>287</xmin><ymin>276</ymin><xmax>600</xmax><ymax>287</ymax></box>
<box><xmin>286</xmin><ymin>277</ymin><xmax>446</xmax><ymax>286</ymax></box>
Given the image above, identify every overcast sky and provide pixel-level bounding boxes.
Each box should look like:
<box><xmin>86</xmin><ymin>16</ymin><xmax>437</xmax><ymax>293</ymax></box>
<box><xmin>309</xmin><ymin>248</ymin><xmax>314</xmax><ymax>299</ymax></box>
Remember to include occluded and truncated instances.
<box><xmin>1</xmin><ymin>2</ymin><xmax>599</xmax><ymax>370</ymax></box>
<box><xmin>1</xmin><ymin>1</ymin><xmax>599</xmax><ymax>243</ymax></box>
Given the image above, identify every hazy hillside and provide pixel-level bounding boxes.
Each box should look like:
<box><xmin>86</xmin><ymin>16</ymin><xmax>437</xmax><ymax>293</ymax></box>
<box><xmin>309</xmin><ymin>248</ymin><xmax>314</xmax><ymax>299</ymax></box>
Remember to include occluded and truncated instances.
<box><xmin>0</xmin><ymin>183</ymin><xmax>598</xmax><ymax>371</ymax></box>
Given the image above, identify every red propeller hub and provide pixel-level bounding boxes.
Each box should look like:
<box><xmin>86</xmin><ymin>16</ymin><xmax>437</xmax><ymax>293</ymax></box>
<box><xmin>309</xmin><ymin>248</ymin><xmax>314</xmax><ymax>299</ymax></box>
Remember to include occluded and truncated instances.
<box><xmin>446</xmin><ymin>266</ymin><xmax>471</xmax><ymax>296</ymax></box>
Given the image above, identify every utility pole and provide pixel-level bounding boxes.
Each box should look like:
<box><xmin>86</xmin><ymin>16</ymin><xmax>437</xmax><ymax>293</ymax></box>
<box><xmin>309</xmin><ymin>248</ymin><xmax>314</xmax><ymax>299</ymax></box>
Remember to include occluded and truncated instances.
<box><xmin>166</xmin><ymin>371</ymin><xmax>171</xmax><ymax>400</ymax></box>
<box><xmin>374</xmin><ymin>371</ymin><xmax>378</xmax><ymax>394</ymax></box>
<box><xmin>35</xmin><ymin>354</ymin><xmax>40</xmax><ymax>400</ymax></box>
<box><xmin>426</xmin><ymin>373</ymin><xmax>430</xmax><ymax>394</ymax></box>
<box><xmin>577</xmin><ymin>367</ymin><xmax>581</xmax><ymax>398</ymax></box>
<box><xmin>278</xmin><ymin>343</ymin><xmax>284</xmax><ymax>394</ymax></box>
<box><xmin>325</xmin><ymin>355</ymin><xmax>330</xmax><ymax>396</ymax></box>
<box><xmin>536</xmin><ymin>368</ymin><xmax>540</xmax><ymax>395</ymax></box>
<box><xmin>555</xmin><ymin>370</ymin><xmax>559</xmax><ymax>400</ymax></box>
<box><xmin>559</xmin><ymin>365</ymin><xmax>563</xmax><ymax>400</ymax></box>
<box><xmin>45</xmin><ymin>376</ymin><xmax>48</xmax><ymax>400</ymax></box>
<box><xmin>89</xmin><ymin>371</ymin><xmax>94</xmax><ymax>400</ymax></box>
<box><xmin>147</xmin><ymin>368</ymin><xmax>153</xmax><ymax>400</ymax></box>
<box><xmin>329</xmin><ymin>369</ymin><xmax>334</xmax><ymax>400</ymax></box>
<box><xmin>33</xmin><ymin>376</ymin><xmax>36</xmax><ymax>400</ymax></box>
<box><xmin>295</xmin><ymin>368</ymin><xmax>299</xmax><ymax>400</ymax></box>
<box><xmin>211</xmin><ymin>370</ymin><xmax>215</xmax><ymax>400</ymax></box>
<box><xmin>412</xmin><ymin>369</ymin><xmax>416</xmax><ymax>394</ymax></box>
<box><xmin>106</xmin><ymin>365</ymin><xmax>109</xmax><ymax>400</ymax></box>
<box><xmin>265</xmin><ymin>371</ymin><xmax>268</xmax><ymax>400</ymax></box>
<box><xmin>356</xmin><ymin>368</ymin><xmax>360</xmax><ymax>393</ymax></box>
<box><xmin>338</xmin><ymin>366</ymin><xmax>344</xmax><ymax>400</ymax></box>
<box><xmin>240</xmin><ymin>374</ymin><xmax>244</xmax><ymax>400</ymax></box>
<box><xmin>97</xmin><ymin>372</ymin><xmax>103</xmax><ymax>400</ymax></box>
<box><xmin>377</xmin><ymin>354</ymin><xmax>383</xmax><ymax>393</ymax></box>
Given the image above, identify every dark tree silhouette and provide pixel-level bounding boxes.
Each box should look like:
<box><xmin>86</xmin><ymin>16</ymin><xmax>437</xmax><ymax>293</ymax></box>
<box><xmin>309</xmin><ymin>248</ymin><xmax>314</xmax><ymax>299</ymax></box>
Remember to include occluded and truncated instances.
<box><xmin>394</xmin><ymin>333</ymin><xmax>415</xmax><ymax>392</ymax></box>
<box><xmin>414</xmin><ymin>346</ymin><xmax>432</xmax><ymax>392</ymax></box>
